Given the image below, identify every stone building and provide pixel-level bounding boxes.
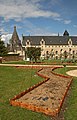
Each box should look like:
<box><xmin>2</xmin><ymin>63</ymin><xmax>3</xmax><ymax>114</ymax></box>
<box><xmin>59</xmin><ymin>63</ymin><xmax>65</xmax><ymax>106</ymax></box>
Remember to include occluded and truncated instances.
<box><xmin>22</xmin><ymin>30</ymin><xmax>77</xmax><ymax>60</ymax></box>
<box><xmin>8</xmin><ymin>26</ymin><xmax>22</xmax><ymax>55</ymax></box>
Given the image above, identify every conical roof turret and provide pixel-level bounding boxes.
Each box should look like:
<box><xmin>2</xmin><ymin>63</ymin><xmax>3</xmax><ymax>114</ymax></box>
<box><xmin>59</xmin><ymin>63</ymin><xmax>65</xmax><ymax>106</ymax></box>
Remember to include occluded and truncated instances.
<box><xmin>63</xmin><ymin>30</ymin><xmax>69</xmax><ymax>36</ymax></box>
<box><xmin>10</xmin><ymin>26</ymin><xmax>21</xmax><ymax>52</ymax></box>
<box><xmin>11</xmin><ymin>26</ymin><xmax>20</xmax><ymax>44</ymax></box>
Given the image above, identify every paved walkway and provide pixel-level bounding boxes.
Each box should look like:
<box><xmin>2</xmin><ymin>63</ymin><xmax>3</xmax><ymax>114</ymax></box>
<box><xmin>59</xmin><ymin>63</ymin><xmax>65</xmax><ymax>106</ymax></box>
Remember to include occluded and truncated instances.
<box><xmin>1</xmin><ymin>63</ymin><xmax>77</xmax><ymax>77</ymax></box>
<box><xmin>0</xmin><ymin>63</ymin><xmax>62</xmax><ymax>67</ymax></box>
<box><xmin>0</xmin><ymin>63</ymin><xmax>77</xmax><ymax>67</ymax></box>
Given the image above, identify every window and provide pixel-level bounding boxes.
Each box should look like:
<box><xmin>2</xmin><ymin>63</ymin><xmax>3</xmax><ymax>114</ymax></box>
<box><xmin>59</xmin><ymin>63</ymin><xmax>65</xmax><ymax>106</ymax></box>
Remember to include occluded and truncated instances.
<box><xmin>56</xmin><ymin>51</ymin><xmax>58</xmax><ymax>54</ymax></box>
<box><xmin>26</xmin><ymin>40</ymin><xmax>30</xmax><ymax>46</ymax></box>
<box><xmin>27</xmin><ymin>41</ymin><xmax>29</xmax><ymax>45</ymax></box>
<box><xmin>73</xmin><ymin>51</ymin><xmax>75</xmax><ymax>54</ymax></box>
<box><xmin>40</xmin><ymin>39</ymin><xmax>45</xmax><ymax>45</ymax></box>
<box><xmin>42</xmin><ymin>41</ymin><xmax>44</xmax><ymax>44</ymax></box>
<box><xmin>46</xmin><ymin>51</ymin><xmax>49</xmax><ymax>54</ymax></box>
<box><xmin>69</xmin><ymin>48</ymin><xmax>71</xmax><ymax>51</ymax></box>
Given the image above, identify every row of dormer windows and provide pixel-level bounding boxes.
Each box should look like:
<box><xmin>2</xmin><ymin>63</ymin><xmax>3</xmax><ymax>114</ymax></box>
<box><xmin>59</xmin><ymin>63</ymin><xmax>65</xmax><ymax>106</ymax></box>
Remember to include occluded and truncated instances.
<box><xmin>26</xmin><ymin>38</ymin><xmax>73</xmax><ymax>46</ymax></box>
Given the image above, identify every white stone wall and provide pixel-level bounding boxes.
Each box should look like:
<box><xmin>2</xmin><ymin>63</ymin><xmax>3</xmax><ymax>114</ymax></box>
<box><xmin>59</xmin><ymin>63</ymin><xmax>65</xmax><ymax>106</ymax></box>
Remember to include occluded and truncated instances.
<box><xmin>22</xmin><ymin>38</ymin><xmax>77</xmax><ymax>60</ymax></box>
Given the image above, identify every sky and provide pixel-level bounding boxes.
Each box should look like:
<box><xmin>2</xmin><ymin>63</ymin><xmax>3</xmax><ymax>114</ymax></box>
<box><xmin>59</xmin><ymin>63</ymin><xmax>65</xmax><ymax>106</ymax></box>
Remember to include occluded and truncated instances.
<box><xmin>0</xmin><ymin>0</ymin><xmax>77</xmax><ymax>43</ymax></box>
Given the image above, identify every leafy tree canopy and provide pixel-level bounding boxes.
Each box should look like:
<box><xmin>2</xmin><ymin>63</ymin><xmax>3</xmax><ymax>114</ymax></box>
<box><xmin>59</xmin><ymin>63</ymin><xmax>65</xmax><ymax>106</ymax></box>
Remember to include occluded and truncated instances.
<box><xmin>26</xmin><ymin>47</ymin><xmax>41</xmax><ymax>62</ymax></box>
<box><xmin>0</xmin><ymin>38</ymin><xmax>8</xmax><ymax>56</ymax></box>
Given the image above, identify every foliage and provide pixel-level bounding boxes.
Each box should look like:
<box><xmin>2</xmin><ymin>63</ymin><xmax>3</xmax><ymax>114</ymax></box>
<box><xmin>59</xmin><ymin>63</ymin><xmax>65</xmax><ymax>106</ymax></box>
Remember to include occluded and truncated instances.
<box><xmin>0</xmin><ymin>38</ymin><xmax>8</xmax><ymax>56</ymax></box>
<box><xmin>26</xmin><ymin>47</ymin><xmax>41</xmax><ymax>62</ymax></box>
<box><xmin>0</xmin><ymin>66</ymin><xmax>50</xmax><ymax>120</ymax></box>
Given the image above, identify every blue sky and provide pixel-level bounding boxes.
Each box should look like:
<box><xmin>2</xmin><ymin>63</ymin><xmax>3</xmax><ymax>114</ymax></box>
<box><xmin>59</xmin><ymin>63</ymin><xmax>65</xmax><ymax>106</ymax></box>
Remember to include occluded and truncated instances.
<box><xmin>0</xmin><ymin>0</ymin><xmax>77</xmax><ymax>41</ymax></box>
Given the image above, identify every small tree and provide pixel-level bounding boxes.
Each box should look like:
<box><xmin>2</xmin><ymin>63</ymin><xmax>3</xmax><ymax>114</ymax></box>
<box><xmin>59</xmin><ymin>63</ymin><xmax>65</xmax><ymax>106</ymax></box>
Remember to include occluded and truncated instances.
<box><xmin>26</xmin><ymin>47</ymin><xmax>41</xmax><ymax>62</ymax></box>
<box><xmin>0</xmin><ymin>38</ymin><xmax>8</xmax><ymax>56</ymax></box>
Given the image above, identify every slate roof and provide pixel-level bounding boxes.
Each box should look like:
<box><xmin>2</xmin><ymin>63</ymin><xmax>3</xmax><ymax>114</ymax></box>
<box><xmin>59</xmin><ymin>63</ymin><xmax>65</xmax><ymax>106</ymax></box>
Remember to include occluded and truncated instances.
<box><xmin>22</xmin><ymin>36</ymin><xmax>77</xmax><ymax>46</ymax></box>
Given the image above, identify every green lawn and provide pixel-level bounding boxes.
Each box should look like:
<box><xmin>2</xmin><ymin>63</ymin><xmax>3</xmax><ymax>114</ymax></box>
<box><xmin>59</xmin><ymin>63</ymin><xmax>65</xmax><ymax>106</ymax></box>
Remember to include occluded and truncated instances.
<box><xmin>2</xmin><ymin>60</ymin><xmax>29</xmax><ymax>64</ymax></box>
<box><xmin>2</xmin><ymin>59</ymin><xmax>61</xmax><ymax>64</ymax></box>
<box><xmin>54</xmin><ymin>67</ymin><xmax>77</xmax><ymax>120</ymax></box>
<box><xmin>0</xmin><ymin>66</ymin><xmax>51</xmax><ymax>120</ymax></box>
<box><xmin>1</xmin><ymin>66</ymin><xmax>77</xmax><ymax>120</ymax></box>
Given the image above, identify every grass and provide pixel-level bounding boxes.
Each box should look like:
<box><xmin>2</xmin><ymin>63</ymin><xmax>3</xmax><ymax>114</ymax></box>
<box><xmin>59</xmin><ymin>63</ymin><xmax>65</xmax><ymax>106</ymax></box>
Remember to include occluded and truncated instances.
<box><xmin>2</xmin><ymin>60</ymin><xmax>29</xmax><ymax>64</ymax></box>
<box><xmin>0</xmin><ymin>66</ymin><xmax>51</xmax><ymax>120</ymax></box>
<box><xmin>54</xmin><ymin>67</ymin><xmax>77</xmax><ymax>120</ymax></box>
<box><xmin>1</xmin><ymin>65</ymin><xmax>77</xmax><ymax>120</ymax></box>
<box><xmin>2</xmin><ymin>59</ymin><xmax>62</xmax><ymax>64</ymax></box>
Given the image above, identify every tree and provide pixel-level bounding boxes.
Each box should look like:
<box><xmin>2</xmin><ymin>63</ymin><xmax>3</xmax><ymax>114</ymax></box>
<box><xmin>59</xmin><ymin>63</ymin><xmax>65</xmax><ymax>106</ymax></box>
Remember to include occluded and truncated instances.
<box><xmin>0</xmin><ymin>38</ymin><xmax>8</xmax><ymax>56</ymax></box>
<box><xmin>26</xmin><ymin>47</ymin><xmax>41</xmax><ymax>62</ymax></box>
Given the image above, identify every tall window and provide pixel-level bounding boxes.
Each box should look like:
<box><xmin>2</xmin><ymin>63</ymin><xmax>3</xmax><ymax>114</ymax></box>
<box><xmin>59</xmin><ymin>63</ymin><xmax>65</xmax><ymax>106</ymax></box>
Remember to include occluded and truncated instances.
<box><xmin>27</xmin><ymin>41</ymin><xmax>29</xmax><ymax>45</ymax></box>
<box><xmin>72</xmin><ymin>51</ymin><xmax>75</xmax><ymax>59</ymax></box>
<box><xmin>46</xmin><ymin>51</ymin><xmax>49</xmax><ymax>55</ymax></box>
<box><xmin>64</xmin><ymin>51</ymin><xmax>67</xmax><ymax>59</ymax></box>
<box><xmin>42</xmin><ymin>41</ymin><xmax>44</xmax><ymax>44</ymax></box>
<box><xmin>40</xmin><ymin>39</ymin><xmax>45</xmax><ymax>45</ymax></box>
<box><xmin>46</xmin><ymin>51</ymin><xmax>49</xmax><ymax>59</ymax></box>
<box><xmin>69</xmin><ymin>48</ymin><xmax>71</xmax><ymax>54</ymax></box>
<box><xmin>73</xmin><ymin>50</ymin><xmax>75</xmax><ymax>54</ymax></box>
<box><xmin>56</xmin><ymin>51</ymin><xmax>58</xmax><ymax>54</ymax></box>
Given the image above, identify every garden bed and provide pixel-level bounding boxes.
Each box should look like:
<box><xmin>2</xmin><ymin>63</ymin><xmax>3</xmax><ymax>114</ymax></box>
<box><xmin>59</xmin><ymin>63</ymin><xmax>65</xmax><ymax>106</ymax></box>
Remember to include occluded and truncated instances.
<box><xmin>10</xmin><ymin>67</ymin><xmax>73</xmax><ymax>116</ymax></box>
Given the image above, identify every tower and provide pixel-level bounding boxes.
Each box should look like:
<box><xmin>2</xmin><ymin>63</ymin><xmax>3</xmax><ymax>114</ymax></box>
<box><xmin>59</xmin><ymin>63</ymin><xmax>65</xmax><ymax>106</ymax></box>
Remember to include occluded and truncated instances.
<box><xmin>10</xmin><ymin>26</ymin><xmax>21</xmax><ymax>52</ymax></box>
<box><xmin>63</xmin><ymin>30</ymin><xmax>69</xmax><ymax>36</ymax></box>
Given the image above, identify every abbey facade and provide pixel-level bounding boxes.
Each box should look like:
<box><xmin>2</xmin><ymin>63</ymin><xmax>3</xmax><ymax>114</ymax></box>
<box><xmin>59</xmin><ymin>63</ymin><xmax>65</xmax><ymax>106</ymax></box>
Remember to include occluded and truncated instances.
<box><xmin>9</xmin><ymin>26</ymin><xmax>77</xmax><ymax>60</ymax></box>
<box><xmin>22</xmin><ymin>30</ymin><xmax>77</xmax><ymax>60</ymax></box>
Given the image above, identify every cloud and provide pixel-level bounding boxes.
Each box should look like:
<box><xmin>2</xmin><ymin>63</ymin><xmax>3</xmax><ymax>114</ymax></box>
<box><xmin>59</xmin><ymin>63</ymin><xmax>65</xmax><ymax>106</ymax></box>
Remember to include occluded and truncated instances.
<box><xmin>64</xmin><ymin>20</ymin><xmax>71</xmax><ymax>24</ymax></box>
<box><xmin>0</xmin><ymin>27</ymin><xmax>11</xmax><ymax>35</ymax></box>
<box><xmin>0</xmin><ymin>0</ymin><xmax>60</xmax><ymax>21</ymax></box>
<box><xmin>1</xmin><ymin>34</ymin><xmax>12</xmax><ymax>44</ymax></box>
<box><xmin>28</xmin><ymin>27</ymin><xmax>58</xmax><ymax>36</ymax></box>
<box><xmin>0</xmin><ymin>28</ymin><xmax>4</xmax><ymax>33</ymax></box>
<box><xmin>54</xmin><ymin>17</ymin><xmax>62</xmax><ymax>21</ymax></box>
<box><xmin>73</xmin><ymin>25</ymin><xmax>77</xmax><ymax>28</ymax></box>
<box><xmin>21</xmin><ymin>20</ymin><xmax>58</xmax><ymax>36</ymax></box>
<box><xmin>50</xmin><ymin>0</ymin><xmax>62</xmax><ymax>6</ymax></box>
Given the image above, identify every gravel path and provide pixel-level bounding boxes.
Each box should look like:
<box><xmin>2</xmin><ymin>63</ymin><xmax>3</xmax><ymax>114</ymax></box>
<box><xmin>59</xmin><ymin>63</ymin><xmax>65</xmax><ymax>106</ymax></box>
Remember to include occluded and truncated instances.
<box><xmin>16</xmin><ymin>67</ymin><xmax>72</xmax><ymax>116</ymax></box>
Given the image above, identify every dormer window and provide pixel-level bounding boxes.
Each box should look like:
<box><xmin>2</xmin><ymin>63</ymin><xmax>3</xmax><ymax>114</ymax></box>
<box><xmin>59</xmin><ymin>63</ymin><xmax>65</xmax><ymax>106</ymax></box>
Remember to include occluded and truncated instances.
<box><xmin>40</xmin><ymin>38</ymin><xmax>45</xmax><ymax>45</ymax></box>
<box><xmin>68</xmin><ymin>38</ymin><xmax>72</xmax><ymax>45</ymax></box>
<box><xmin>42</xmin><ymin>40</ymin><xmax>44</xmax><ymax>44</ymax></box>
<box><xmin>27</xmin><ymin>41</ymin><xmax>29</xmax><ymax>45</ymax></box>
<box><xmin>26</xmin><ymin>40</ymin><xmax>30</xmax><ymax>46</ymax></box>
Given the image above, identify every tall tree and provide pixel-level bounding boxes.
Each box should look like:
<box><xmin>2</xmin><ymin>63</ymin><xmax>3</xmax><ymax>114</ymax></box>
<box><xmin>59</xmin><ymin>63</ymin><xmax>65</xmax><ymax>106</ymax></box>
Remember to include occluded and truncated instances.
<box><xmin>26</xmin><ymin>47</ymin><xmax>41</xmax><ymax>62</ymax></box>
<box><xmin>0</xmin><ymin>38</ymin><xmax>8</xmax><ymax>56</ymax></box>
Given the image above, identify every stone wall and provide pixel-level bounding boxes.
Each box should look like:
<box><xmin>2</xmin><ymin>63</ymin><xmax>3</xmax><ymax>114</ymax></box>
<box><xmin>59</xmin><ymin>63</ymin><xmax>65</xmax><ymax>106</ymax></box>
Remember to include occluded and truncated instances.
<box><xmin>2</xmin><ymin>55</ymin><xmax>23</xmax><ymax>62</ymax></box>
